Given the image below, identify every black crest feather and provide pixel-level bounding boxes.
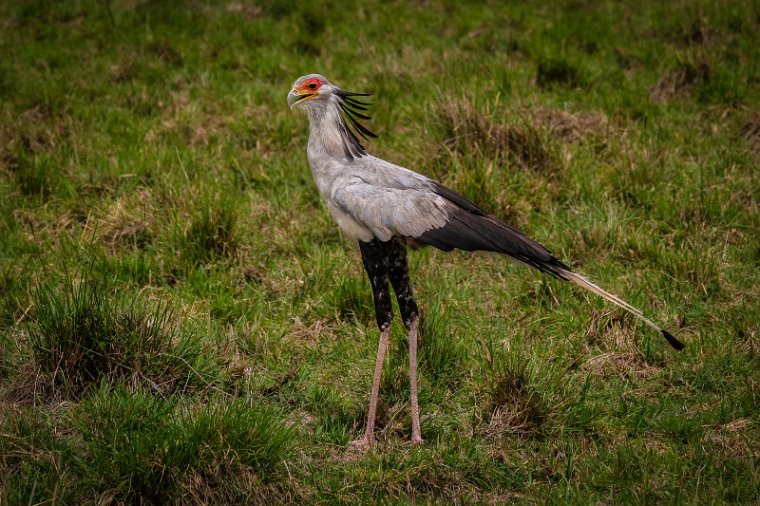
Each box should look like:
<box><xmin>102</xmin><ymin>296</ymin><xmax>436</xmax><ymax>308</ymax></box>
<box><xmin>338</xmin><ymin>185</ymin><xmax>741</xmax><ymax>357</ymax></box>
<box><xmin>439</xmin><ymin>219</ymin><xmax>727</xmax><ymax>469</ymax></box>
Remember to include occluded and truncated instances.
<box><xmin>334</xmin><ymin>88</ymin><xmax>377</xmax><ymax>160</ymax></box>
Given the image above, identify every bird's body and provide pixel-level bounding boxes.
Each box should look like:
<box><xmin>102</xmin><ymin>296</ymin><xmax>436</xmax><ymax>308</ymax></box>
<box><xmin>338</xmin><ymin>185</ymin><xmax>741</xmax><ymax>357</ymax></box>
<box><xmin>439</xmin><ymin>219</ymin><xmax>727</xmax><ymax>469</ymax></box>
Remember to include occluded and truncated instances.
<box><xmin>303</xmin><ymin>97</ymin><xmax>450</xmax><ymax>243</ymax></box>
<box><xmin>312</xmin><ymin>155</ymin><xmax>446</xmax><ymax>243</ymax></box>
<box><xmin>288</xmin><ymin>73</ymin><xmax>684</xmax><ymax>448</ymax></box>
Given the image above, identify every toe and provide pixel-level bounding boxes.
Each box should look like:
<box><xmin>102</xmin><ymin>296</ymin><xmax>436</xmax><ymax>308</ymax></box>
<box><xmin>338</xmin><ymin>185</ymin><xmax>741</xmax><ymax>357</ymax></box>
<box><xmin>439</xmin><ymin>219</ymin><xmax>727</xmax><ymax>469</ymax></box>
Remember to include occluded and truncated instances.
<box><xmin>349</xmin><ymin>436</ymin><xmax>373</xmax><ymax>449</ymax></box>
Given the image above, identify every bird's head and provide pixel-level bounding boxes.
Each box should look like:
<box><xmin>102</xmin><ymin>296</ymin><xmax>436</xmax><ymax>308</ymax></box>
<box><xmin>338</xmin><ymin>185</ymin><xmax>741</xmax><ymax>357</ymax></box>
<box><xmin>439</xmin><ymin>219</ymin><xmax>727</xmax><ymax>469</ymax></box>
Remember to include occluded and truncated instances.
<box><xmin>288</xmin><ymin>73</ymin><xmax>377</xmax><ymax>158</ymax></box>
<box><xmin>287</xmin><ymin>74</ymin><xmax>333</xmax><ymax>110</ymax></box>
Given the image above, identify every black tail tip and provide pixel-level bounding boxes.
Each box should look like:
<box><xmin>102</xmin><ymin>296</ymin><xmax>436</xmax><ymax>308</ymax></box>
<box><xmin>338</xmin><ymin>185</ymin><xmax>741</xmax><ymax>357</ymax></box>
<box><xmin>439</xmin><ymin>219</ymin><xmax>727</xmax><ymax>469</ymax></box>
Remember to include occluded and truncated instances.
<box><xmin>661</xmin><ymin>330</ymin><xmax>685</xmax><ymax>351</ymax></box>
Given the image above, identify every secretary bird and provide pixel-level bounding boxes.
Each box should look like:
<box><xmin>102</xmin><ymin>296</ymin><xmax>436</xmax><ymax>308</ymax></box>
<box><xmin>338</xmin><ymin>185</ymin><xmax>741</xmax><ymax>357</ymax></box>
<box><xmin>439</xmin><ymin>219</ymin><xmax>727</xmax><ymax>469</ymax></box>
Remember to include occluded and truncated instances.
<box><xmin>288</xmin><ymin>73</ymin><xmax>684</xmax><ymax>448</ymax></box>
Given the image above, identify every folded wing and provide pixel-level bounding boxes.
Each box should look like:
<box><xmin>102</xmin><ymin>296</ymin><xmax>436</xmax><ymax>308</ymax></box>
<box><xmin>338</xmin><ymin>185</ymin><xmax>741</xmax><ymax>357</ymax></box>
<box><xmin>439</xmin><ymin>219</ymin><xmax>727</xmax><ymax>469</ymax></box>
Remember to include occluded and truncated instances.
<box><xmin>332</xmin><ymin>175</ymin><xmax>570</xmax><ymax>279</ymax></box>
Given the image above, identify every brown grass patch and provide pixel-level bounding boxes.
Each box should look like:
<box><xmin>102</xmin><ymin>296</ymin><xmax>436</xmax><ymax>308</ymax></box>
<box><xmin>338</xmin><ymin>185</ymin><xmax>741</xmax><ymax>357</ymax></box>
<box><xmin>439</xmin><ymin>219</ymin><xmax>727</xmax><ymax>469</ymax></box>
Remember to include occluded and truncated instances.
<box><xmin>585</xmin><ymin>309</ymin><xmax>642</xmax><ymax>350</ymax></box>
<box><xmin>582</xmin><ymin>352</ymin><xmax>661</xmax><ymax>379</ymax></box>
<box><xmin>482</xmin><ymin>364</ymin><xmax>545</xmax><ymax>438</ymax></box>
<box><xmin>0</xmin><ymin>106</ymin><xmax>72</xmax><ymax>169</ymax></box>
<box><xmin>581</xmin><ymin>309</ymin><xmax>670</xmax><ymax>378</ymax></box>
<box><xmin>226</xmin><ymin>2</ymin><xmax>263</xmax><ymax>18</ymax></box>
<box><xmin>438</xmin><ymin>97</ymin><xmax>557</xmax><ymax>175</ymax></box>
<box><xmin>650</xmin><ymin>59</ymin><xmax>711</xmax><ymax>103</ymax></box>
<box><xmin>437</xmin><ymin>98</ymin><xmax>610</xmax><ymax>179</ymax></box>
<box><xmin>704</xmin><ymin>418</ymin><xmax>758</xmax><ymax>460</ymax></box>
<box><xmin>741</xmin><ymin>110</ymin><xmax>760</xmax><ymax>157</ymax></box>
<box><xmin>11</xmin><ymin>206</ymin><xmax>85</xmax><ymax>244</ymax></box>
<box><xmin>142</xmin><ymin>88</ymin><xmax>230</xmax><ymax>147</ymax></box>
<box><xmin>533</xmin><ymin>106</ymin><xmax>608</xmax><ymax>144</ymax></box>
<box><xmin>0</xmin><ymin>348</ymin><xmax>60</xmax><ymax>406</ymax></box>
<box><xmin>94</xmin><ymin>187</ymin><xmax>156</xmax><ymax>251</ymax></box>
<box><xmin>284</xmin><ymin>318</ymin><xmax>336</xmax><ymax>346</ymax></box>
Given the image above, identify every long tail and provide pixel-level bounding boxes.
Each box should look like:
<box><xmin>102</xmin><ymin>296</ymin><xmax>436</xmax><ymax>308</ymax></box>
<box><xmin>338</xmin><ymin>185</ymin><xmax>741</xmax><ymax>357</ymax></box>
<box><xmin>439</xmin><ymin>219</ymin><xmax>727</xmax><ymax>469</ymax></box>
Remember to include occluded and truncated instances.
<box><xmin>412</xmin><ymin>188</ymin><xmax>684</xmax><ymax>350</ymax></box>
<box><xmin>555</xmin><ymin>269</ymin><xmax>684</xmax><ymax>350</ymax></box>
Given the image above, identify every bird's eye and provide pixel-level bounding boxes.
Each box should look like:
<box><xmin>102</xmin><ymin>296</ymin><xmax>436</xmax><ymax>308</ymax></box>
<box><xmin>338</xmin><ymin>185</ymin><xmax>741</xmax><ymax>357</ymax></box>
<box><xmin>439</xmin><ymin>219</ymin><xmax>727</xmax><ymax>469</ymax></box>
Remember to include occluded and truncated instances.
<box><xmin>308</xmin><ymin>82</ymin><xmax>318</xmax><ymax>89</ymax></box>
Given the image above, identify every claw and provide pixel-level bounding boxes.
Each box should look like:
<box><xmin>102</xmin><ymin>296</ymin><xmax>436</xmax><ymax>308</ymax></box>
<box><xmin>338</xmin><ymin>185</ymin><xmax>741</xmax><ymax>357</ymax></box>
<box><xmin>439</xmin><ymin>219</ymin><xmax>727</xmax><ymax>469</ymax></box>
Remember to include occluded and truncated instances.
<box><xmin>349</xmin><ymin>436</ymin><xmax>373</xmax><ymax>450</ymax></box>
<box><xmin>408</xmin><ymin>436</ymin><xmax>425</xmax><ymax>446</ymax></box>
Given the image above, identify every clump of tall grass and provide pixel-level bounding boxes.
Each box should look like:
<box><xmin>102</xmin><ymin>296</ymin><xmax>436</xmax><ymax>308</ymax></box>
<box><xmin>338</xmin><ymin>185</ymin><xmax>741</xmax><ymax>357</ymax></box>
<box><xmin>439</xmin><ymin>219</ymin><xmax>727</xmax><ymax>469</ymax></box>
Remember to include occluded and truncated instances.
<box><xmin>325</xmin><ymin>274</ymin><xmax>374</xmax><ymax>325</ymax></box>
<box><xmin>479</xmin><ymin>345</ymin><xmax>604</xmax><ymax>439</ymax></box>
<box><xmin>536</xmin><ymin>56</ymin><xmax>586</xmax><ymax>90</ymax></box>
<box><xmin>479</xmin><ymin>347</ymin><xmax>548</xmax><ymax>438</ymax></box>
<box><xmin>13</xmin><ymin>153</ymin><xmax>57</xmax><ymax>198</ymax></box>
<box><xmin>0</xmin><ymin>265</ymin><xmax>24</xmax><ymax>330</ymax></box>
<box><xmin>419</xmin><ymin>306</ymin><xmax>468</xmax><ymax>389</ymax></box>
<box><xmin>437</xmin><ymin>96</ymin><xmax>559</xmax><ymax>175</ymax></box>
<box><xmin>27</xmin><ymin>272</ymin><xmax>220</xmax><ymax>398</ymax></box>
<box><xmin>0</xmin><ymin>409</ymin><xmax>77</xmax><ymax>504</ymax></box>
<box><xmin>433</xmin><ymin>96</ymin><xmax>563</xmax><ymax>217</ymax></box>
<box><xmin>179</xmin><ymin>196</ymin><xmax>238</xmax><ymax>268</ymax></box>
<box><xmin>76</xmin><ymin>386</ymin><xmax>294</xmax><ymax>503</ymax></box>
<box><xmin>306</xmin><ymin>383</ymin><xmax>364</xmax><ymax>444</ymax></box>
<box><xmin>650</xmin><ymin>57</ymin><xmax>711</xmax><ymax>103</ymax></box>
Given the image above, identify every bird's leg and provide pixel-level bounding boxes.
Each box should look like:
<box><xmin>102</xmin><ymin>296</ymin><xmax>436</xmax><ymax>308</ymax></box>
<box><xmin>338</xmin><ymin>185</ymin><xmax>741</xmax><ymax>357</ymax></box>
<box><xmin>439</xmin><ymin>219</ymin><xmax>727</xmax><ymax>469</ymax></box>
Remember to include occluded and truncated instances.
<box><xmin>352</xmin><ymin>239</ymin><xmax>394</xmax><ymax>449</ymax></box>
<box><xmin>351</xmin><ymin>325</ymin><xmax>391</xmax><ymax>448</ymax></box>
<box><xmin>406</xmin><ymin>316</ymin><xmax>423</xmax><ymax>444</ymax></box>
<box><xmin>388</xmin><ymin>240</ymin><xmax>424</xmax><ymax>445</ymax></box>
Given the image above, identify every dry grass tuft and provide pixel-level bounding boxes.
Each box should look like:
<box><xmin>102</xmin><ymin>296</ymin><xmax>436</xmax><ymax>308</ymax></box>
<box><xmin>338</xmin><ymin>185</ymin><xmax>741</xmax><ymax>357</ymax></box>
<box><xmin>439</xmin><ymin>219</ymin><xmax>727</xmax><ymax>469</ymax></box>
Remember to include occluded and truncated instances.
<box><xmin>704</xmin><ymin>419</ymin><xmax>758</xmax><ymax>460</ymax></box>
<box><xmin>483</xmin><ymin>362</ymin><xmax>546</xmax><ymax>438</ymax></box>
<box><xmin>284</xmin><ymin>318</ymin><xmax>335</xmax><ymax>346</ymax></box>
<box><xmin>650</xmin><ymin>59</ymin><xmax>711</xmax><ymax>103</ymax></box>
<box><xmin>436</xmin><ymin>99</ymin><xmax>605</xmax><ymax>176</ymax></box>
<box><xmin>533</xmin><ymin>106</ymin><xmax>609</xmax><ymax>144</ymax></box>
<box><xmin>582</xmin><ymin>352</ymin><xmax>661</xmax><ymax>379</ymax></box>
<box><xmin>741</xmin><ymin>110</ymin><xmax>760</xmax><ymax>156</ymax></box>
<box><xmin>586</xmin><ymin>310</ymin><xmax>645</xmax><ymax>351</ymax></box>
<box><xmin>226</xmin><ymin>2</ymin><xmax>263</xmax><ymax>19</ymax></box>
<box><xmin>666</xmin><ymin>14</ymin><xmax>712</xmax><ymax>48</ymax></box>
<box><xmin>6</xmin><ymin>106</ymin><xmax>71</xmax><ymax>156</ymax></box>
<box><xmin>438</xmin><ymin>97</ymin><xmax>557</xmax><ymax>174</ymax></box>
<box><xmin>96</xmin><ymin>188</ymin><xmax>155</xmax><ymax>252</ymax></box>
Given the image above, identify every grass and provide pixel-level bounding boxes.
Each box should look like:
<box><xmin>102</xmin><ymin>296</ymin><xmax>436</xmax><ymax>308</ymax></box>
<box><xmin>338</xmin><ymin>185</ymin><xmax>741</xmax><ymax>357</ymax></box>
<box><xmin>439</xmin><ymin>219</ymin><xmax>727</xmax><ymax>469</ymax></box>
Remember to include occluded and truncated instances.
<box><xmin>26</xmin><ymin>266</ymin><xmax>221</xmax><ymax>398</ymax></box>
<box><xmin>0</xmin><ymin>0</ymin><xmax>758</xmax><ymax>503</ymax></box>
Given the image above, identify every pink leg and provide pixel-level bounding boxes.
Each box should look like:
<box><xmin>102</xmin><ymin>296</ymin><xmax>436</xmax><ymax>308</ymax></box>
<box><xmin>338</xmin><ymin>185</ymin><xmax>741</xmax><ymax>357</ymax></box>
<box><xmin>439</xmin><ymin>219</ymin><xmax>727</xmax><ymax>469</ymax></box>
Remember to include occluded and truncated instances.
<box><xmin>351</xmin><ymin>326</ymin><xmax>391</xmax><ymax>449</ymax></box>
<box><xmin>408</xmin><ymin>317</ymin><xmax>424</xmax><ymax>444</ymax></box>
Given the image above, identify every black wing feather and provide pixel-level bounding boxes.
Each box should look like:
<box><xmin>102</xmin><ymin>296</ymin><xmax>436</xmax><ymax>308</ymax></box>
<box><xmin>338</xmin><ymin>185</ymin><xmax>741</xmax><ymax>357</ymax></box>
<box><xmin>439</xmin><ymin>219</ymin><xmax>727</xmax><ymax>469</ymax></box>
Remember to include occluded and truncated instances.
<box><xmin>418</xmin><ymin>183</ymin><xmax>570</xmax><ymax>280</ymax></box>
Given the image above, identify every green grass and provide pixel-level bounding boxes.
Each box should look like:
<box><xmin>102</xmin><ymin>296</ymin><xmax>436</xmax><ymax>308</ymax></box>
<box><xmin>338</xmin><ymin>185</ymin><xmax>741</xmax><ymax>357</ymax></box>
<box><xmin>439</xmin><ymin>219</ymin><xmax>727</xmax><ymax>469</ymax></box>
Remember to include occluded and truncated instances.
<box><xmin>1</xmin><ymin>0</ymin><xmax>758</xmax><ymax>503</ymax></box>
<box><xmin>27</xmin><ymin>266</ymin><xmax>221</xmax><ymax>398</ymax></box>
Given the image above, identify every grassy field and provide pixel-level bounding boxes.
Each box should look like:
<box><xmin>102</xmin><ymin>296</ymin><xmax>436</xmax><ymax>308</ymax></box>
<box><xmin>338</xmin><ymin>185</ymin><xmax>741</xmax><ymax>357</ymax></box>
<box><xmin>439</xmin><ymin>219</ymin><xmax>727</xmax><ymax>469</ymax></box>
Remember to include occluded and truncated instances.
<box><xmin>1</xmin><ymin>0</ymin><xmax>758</xmax><ymax>503</ymax></box>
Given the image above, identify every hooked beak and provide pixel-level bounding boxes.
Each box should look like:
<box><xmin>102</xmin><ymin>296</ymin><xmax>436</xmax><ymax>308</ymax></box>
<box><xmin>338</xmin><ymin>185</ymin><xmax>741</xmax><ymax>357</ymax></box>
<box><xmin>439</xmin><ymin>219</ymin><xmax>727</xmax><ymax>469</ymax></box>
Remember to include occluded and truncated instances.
<box><xmin>288</xmin><ymin>89</ymin><xmax>316</xmax><ymax>109</ymax></box>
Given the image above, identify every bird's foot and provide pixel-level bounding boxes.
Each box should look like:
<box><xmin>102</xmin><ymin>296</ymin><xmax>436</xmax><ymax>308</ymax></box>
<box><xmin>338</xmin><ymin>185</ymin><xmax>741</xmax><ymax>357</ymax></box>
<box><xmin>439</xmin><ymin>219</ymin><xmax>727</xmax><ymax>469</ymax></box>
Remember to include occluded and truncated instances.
<box><xmin>349</xmin><ymin>435</ymin><xmax>373</xmax><ymax>450</ymax></box>
<box><xmin>408</xmin><ymin>435</ymin><xmax>425</xmax><ymax>446</ymax></box>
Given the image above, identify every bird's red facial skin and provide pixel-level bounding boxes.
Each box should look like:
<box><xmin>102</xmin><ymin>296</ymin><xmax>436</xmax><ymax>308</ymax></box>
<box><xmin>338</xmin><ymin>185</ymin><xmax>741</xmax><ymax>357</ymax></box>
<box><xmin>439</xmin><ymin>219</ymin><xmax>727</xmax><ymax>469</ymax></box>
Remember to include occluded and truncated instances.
<box><xmin>299</xmin><ymin>78</ymin><xmax>323</xmax><ymax>93</ymax></box>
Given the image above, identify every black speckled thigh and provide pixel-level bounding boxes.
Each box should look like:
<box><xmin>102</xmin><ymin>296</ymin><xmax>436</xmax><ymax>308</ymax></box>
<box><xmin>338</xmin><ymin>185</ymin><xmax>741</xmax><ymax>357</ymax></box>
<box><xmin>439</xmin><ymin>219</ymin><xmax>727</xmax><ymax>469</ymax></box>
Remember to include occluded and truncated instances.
<box><xmin>387</xmin><ymin>239</ymin><xmax>419</xmax><ymax>329</ymax></box>
<box><xmin>359</xmin><ymin>239</ymin><xmax>393</xmax><ymax>331</ymax></box>
<box><xmin>358</xmin><ymin>238</ymin><xmax>419</xmax><ymax>332</ymax></box>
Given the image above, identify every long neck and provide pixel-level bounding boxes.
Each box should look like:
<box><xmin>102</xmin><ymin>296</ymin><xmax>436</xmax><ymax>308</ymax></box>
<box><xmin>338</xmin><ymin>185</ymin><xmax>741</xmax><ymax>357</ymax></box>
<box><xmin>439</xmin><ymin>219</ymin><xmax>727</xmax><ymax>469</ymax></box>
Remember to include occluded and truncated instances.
<box><xmin>306</xmin><ymin>98</ymin><xmax>349</xmax><ymax>163</ymax></box>
<box><xmin>305</xmin><ymin>94</ymin><xmax>369</xmax><ymax>166</ymax></box>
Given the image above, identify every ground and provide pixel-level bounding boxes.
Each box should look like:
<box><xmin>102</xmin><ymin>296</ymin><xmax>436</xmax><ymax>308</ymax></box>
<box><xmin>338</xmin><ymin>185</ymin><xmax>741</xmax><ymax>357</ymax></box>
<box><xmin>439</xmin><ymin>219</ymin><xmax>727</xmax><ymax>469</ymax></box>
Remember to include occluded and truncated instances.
<box><xmin>0</xmin><ymin>0</ymin><xmax>758</xmax><ymax>503</ymax></box>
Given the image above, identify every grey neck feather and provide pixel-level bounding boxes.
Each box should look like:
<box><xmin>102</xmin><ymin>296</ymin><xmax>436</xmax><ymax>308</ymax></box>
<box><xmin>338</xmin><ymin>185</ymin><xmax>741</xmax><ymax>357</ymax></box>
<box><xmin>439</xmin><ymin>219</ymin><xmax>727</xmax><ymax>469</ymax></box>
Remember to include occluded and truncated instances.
<box><xmin>307</xmin><ymin>98</ymin><xmax>346</xmax><ymax>162</ymax></box>
<box><xmin>306</xmin><ymin>92</ymin><xmax>371</xmax><ymax>163</ymax></box>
